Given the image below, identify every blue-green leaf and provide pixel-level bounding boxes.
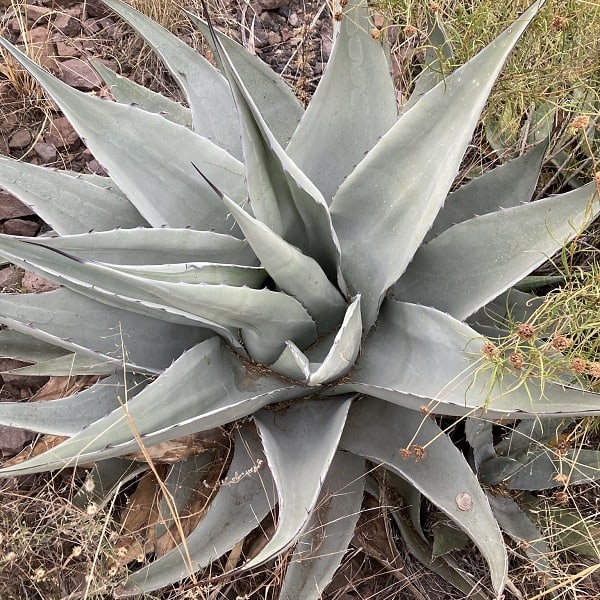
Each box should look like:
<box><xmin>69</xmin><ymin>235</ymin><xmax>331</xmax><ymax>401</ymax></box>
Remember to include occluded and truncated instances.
<box><xmin>286</xmin><ymin>0</ymin><xmax>397</xmax><ymax>203</ymax></box>
<box><xmin>340</xmin><ymin>396</ymin><xmax>508</xmax><ymax>594</ymax></box>
<box><xmin>0</xmin><ymin>156</ymin><xmax>145</xmax><ymax>234</ymax></box>
<box><xmin>100</xmin><ymin>0</ymin><xmax>241</xmax><ymax>157</ymax></box>
<box><xmin>330</xmin><ymin>1</ymin><xmax>546</xmax><ymax>328</ymax></box>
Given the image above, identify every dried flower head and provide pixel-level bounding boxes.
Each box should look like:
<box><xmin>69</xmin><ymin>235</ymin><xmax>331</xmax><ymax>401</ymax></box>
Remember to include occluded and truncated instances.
<box><xmin>552</xmin><ymin>490</ymin><xmax>569</xmax><ymax>505</ymax></box>
<box><xmin>568</xmin><ymin>115</ymin><xmax>589</xmax><ymax>136</ymax></box>
<box><xmin>551</xmin><ymin>14</ymin><xmax>569</xmax><ymax>31</ymax></box>
<box><xmin>554</xmin><ymin>436</ymin><xmax>571</xmax><ymax>457</ymax></box>
<box><xmin>413</xmin><ymin>445</ymin><xmax>426</xmax><ymax>461</ymax></box>
<box><xmin>403</xmin><ymin>24</ymin><xmax>419</xmax><ymax>38</ymax></box>
<box><xmin>339</xmin><ymin>0</ymin><xmax>349</xmax><ymax>6</ymax></box>
<box><xmin>429</xmin><ymin>2</ymin><xmax>441</xmax><ymax>12</ymax></box>
<box><xmin>551</xmin><ymin>335</ymin><xmax>573</xmax><ymax>352</ymax></box>
<box><xmin>370</xmin><ymin>28</ymin><xmax>381</xmax><ymax>40</ymax></box>
<box><xmin>570</xmin><ymin>357</ymin><xmax>587</xmax><ymax>374</ymax></box>
<box><xmin>516</xmin><ymin>322</ymin><xmax>536</xmax><ymax>340</ymax></box>
<box><xmin>586</xmin><ymin>362</ymin><xmax>600</xmax><ymax>379</ymax></box>
<box><xmin>482</xmin><ymin>342</ymin><xmax>499</xmax><ymax>358</ymax></box>
<box><xmin>334</xmin><ymin>11</ymin><xmax>344</xmax><ymax>22</ymax></box>
<box><xmin>553</xmin><ymin>473</ymin><xmax>569</xmax><ymax>485</ymax></box>
<box><xmin>420</xmin><ymin>405</ymin><xmax>432</xmax><ymax>416</ymax></box>
<box><xmin>509</xmin><ymin>351</ymin><xmax>524</xmax><ymax>370</ymax></box>
<box><xmin>398</xmin><ymin>447</ymin><xmax>412</xmax><ymax>460</ymax></box>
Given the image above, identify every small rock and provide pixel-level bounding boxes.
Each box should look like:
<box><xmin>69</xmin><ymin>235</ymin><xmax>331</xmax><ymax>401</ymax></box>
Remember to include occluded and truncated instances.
<box><xmin>21</xmin><ymin>271</ymin><xmax>59</xmax><ymax>293</ymax></box>
<box><xmin>54</xmin><ymin>13</ymin><xmax>81</xmax><ymax>36</ymax></box>
<box><xmin>8</xmin><ymin>129</ymin><xmax>32</xmax><ymax>150</ymax></box>
<box><xmin>373</xmin><ymin>13</ymin><xmax>385</xmax><ymax>28</ymax></box>
<box><xmin>45</xmin><ymin>116</ymin><xmax>80</xmax><ymax>149</ymax></box>
<box><xmin>59</xmin><ymin>58</ymin><xmax>102</xmax><ymax>91</ymax></box>
<box><xmin>0</xmin><ymin>192</ymin><xmax>35</xmax><ymax>220</ymax></box>
<box><xmin>266</xmin><ymin>31</ymin><xmax>282</xmax><ymax>46</ymax></box>
<box><xmin>288</xmin><ymin>12</ymin><xmax>299</xmax><ymax>27</ymax></box>
<box><xmin>34</xmin><ymin>142</ymin><xmax>58</xmax><ymax>163</ymax></box>
<box><xmin>3</xmin><ymin>218</ymin><xmax>39</xmax><ymax>237</ymax></box>
<box><xmin>0</xmin><ymin>425</ymin><xmax>35</xmax><ymax>456</ymax></box>
<box><xmin>23</xmin><ymin>4</ymin><xmax>52</xmax><ymax>23</ymax></box>
<box><xmin>253</xmin><ymin>0</ymin><xmax>288</xmax><ymax>10</ymax></box>
<box><xmin>86</xmin><ymin>159</ymin><xmax>107</xmax><ymax>175</ymax></box>
<box><xmin>85</xmin><ymin>0</ymin><xmax>112</xmax><ymax>18</ymax></box>
<box><xmin>54</xmin><ymin>39</ymin><xmax>82</xmax><ymax>57</ymax></box>
<box><xmin>0</xmin><ymin>266</ymin><xmax>22</xmax><ymax>290</ymax></box>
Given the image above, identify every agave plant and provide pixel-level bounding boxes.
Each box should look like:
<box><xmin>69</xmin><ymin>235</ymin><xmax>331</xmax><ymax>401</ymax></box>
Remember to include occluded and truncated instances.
<box><xmin>0</xmin><ymin>0</ymin><xmax>599</xmax><ymax>597</ymax></box>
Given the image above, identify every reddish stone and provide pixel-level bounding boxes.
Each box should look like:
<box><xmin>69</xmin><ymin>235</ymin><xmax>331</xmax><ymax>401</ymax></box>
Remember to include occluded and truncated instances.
<box><xmin>45</xmin><ymin>116</ymin><xmax>80</xmax><ymax>149</ymax></box>
<box><xmin>8</xmin><ymin>129</ymin><xmax>32</xmax><ymax>150</ymax></box>
<box><xmin>59</xmin><ymin>58</ymin><xmax>102</xmax><ymax>90</ymax></box>
<box><xmin>0</xmin><ymin>192</ymin><xmax>34</xmax><ymax>220</ymax></box>
<box><xmin>3</xmin><ymin>218</ymin><xmax>39</xmax><ymax>237</ymax></box>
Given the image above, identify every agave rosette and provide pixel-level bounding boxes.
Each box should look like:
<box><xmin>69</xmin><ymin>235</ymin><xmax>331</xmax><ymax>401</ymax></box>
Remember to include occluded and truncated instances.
<box><xmin>0</xmin><ymin>0</ymin><xmax>599</xmax><ymax>597</ymax></box>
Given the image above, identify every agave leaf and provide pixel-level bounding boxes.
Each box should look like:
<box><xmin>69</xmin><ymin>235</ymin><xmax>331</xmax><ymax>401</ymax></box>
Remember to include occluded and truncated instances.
<box><xmin>426</xmin><ymin>140</ymin><xmax>548</xmax><ymax>241</ymax></box>
<box><xmin>99</xmin><ymin>0</ymin><xmax>241</xmax><ymax>158</ymax></box>
<box><xmin>306</xmin><ymin>295</ymin><xmax>362</xmax><ymax>385</ymax></box>
<box><xmin>220</xmin><ymin>193</ymin><xmax>346</xmax><ymax>335</ymax></box>
<box><xmin>29</xmin><ymin>228</ymin><xmax>256</xmax><ymax>266</ymax></box>
<box><xmin>390</xmin><ymin>504</ymin><xmax>490</xmax><ymax>600</ymax></box>
<box><xmin>7</xmin><ymin>353</ymin><xmax>119</xmax><ymax>376</ymax></box>
<box><xmin>431</xmin><ymin>522</ymin><xmax>471</xmax><ymax>557</ymax></box>
<box><xmin>340</xmin><ymin>396</ymin><xmax>508</xmax><ymax>594</ymax></box>
<box><xmin>286</xmin><ymin>0</ymin><xmax>397</xmax><ymax>203</ymax></box>
<box><xmin>394</xmin><ymin>182</ymin><xmax>599</xmax><ymax>320</ymax></box>
<box><xmin>330</xmin><ymin>1</ymin><xmax>545</xmax><ymax>328</ymax></box>
<box><xmin>495</xmin><ymin>417</ymin><xmax>573</xmax><ymax>458</ymax></box>
<box><xmin>532</xmin><ymin>504</ymin><xmax>600</xmax><ymax>559</ymax></box>
<box><xmin>338</xmin><ymin>299</ymin><xmax>600</xmax><ymax>418</ymax></box>
<box><xmin>205</xmin><ymin>20</ymin><xmax>342</xmax><ymax>285</ymax></box>
<box><xmin>271</xmin><ymin>297</ymin><xmax>362</xmax><ymax>385</ymax></box>
<box><xmin>0</xmin><ymin>329</ymin><xmax>69</xmax><ymax>363</ymax></box>
<box><xmin>0</xmin><ymin>339</ymin><xmax>310</xmax><ymax>476</ymax></box>
<box><xmin>465</xmin><ymin>418</ymin><xmax>496</xmax><ymax>471</ymax></box>
<box><xmin>186</xmin><ymin>12</ymin><xmax>303</xmax><ymax>146</ymax></box>
<box><xmin>490</xmin><ymin>449</ymin><xmax>600</xmax><ymax>490</ymax></box>
<box><xmin>0</xmin><ymin>374</ymin><xmax>145</xmax><ymax>436</ymax></box>
<box><xmin>90</xmin><ymin>60</ymin><xmax>192</xmax><ymax>127</ymax></box>
<box><xmin>109</xmin><ymin>262</ymin><xmax>267</xmax><ymax>287</ymax></box>
<box><xmin>0</xmin><ymin>37</ymin><xmax>246</xmax><ymax>231</ymax></box>
<box><xmin>73</xmin><ymin>458</ymin><xmax>147</xmax><ymax>511</ymax></box>
<box><xmin>0</xmin><ymin>235</ymin><xmax>317</xmax><ymax>360</ymax></box>
<box><xmin>245</xmin><ymin>396</ymin><xmax>353</xmax><ymax>570</ymax></box>
<box><xmin>118</xmin><ymin>425</ymin><xmax>275</xmax><ymax>596</ymax></box>
<box><xmin>487</xmin><ymin>494</ymin><xmax>552</xmax><ymax>575</ymax></box>
<box><xmin>0</xmin><ymin>287</ymin><xmax>210</xmax><ymax>372</ymax></box>
<box><xmin>280</xmin><ymin>451</ymin><xmax>366</xmax><ymax>600</ymax></box>
<box><xmin>154</xmin><ymin>452</ymin><xmax>215</xmax><ymax>540</ymax></box>
<box><xmin>468</xmin><ymin>288</ymin><xmax>543</xmax><ymax>332</ymax></box>
<box><xmin>270</xmin><ymin>341</ymin><xmax>311</xmax><ymax>382</ymax></box>
<box><xmin>0</xmin><ymin>156</ymin><xmax>145</xmax><ymax>234</ymax></box>
<box><xmin>403</xmin><ymin>11</ymin><xmax>453</xmax><ymax>112</ymax></box>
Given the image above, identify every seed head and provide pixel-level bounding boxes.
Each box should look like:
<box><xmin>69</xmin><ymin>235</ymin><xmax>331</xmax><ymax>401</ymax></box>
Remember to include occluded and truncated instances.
<box><xmin>334</xmin><ymin>12</ymin><xmax>344</xmax><ymax>22</ymax></box>
<box><xmin>509</xmin><ymin>351</ymin><xmax>524</xmax><ymax>370</ymax></box>
<box><xmin>570</xmin><ymin>357</ymin><xmax>587</xmax><ymax>374</ymax></box>
<box><xmin>482</xmin><ymin>342</ymin><xmax>499</xmax><ymax>358</ymax></box>
<box><xmin>370</xmin><ymin>28</ymin><xmax>381</xmax><ymax>40</ymax></box>
<box><xmin>552</xmin><ymin>490</ymin><xmax>569</xmax><ymax>505</ymax></box>
<box><xmin>398</xmin><ymin>447</ymin><xmax>412</xmax><ymax>460</ymax></box>
<box><xmin>429</xmin><ymin>2</ymin><xmax>441</xmax><ymax>12</ymax></box>
<box><xmin>551</xmin><ymin>335</ymin><xmax>573</xmax><ymax>352</ymax></box>
<box><xmin>586</xmin><ymin>362</ymin><xmax>600</xmax><ymax>379</ymax></box>
<box><xmin>516</xmin><ymin>322</ymin><xmax>536</xmax><ymax>340</ymax></box>
<box><xmin>403</xmin><ymin>24</ymin><xmax>418</xmax><ymax>38</ymax></box>
<box><xmin>551</xmin><ymin>14</ymin><xmax>569</xmax><ymax>31</ymax></box>
<box><xmin>413</xmin><ymin>445</ymin><xmax>426</xmax><ymax>461</ymax></box>
<box><xmin>568</xmin><ymin>115</ymin><xmax>589</xmax><ymax>136</ymax></box>
<box><xmin>553</xmin><ymin>473</ymin><xmax>569</xmax><ymax>485</ymax></box>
